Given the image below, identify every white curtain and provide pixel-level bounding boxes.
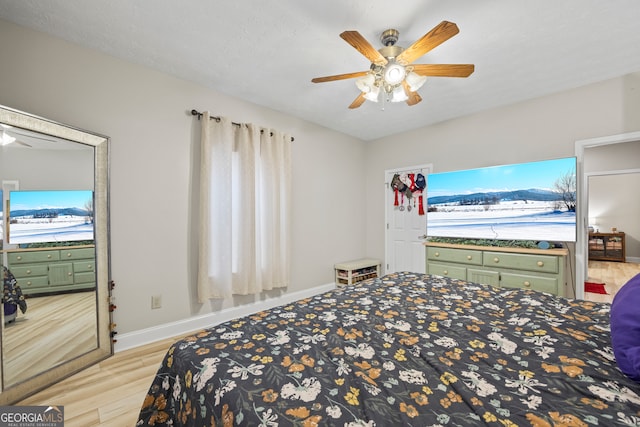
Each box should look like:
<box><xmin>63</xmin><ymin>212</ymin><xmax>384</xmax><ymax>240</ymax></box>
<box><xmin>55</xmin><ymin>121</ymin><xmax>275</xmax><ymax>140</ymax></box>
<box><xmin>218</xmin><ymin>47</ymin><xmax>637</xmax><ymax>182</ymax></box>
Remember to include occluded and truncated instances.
<box><xmin>197</xmin><ymin>112</ymin><xmax>292</xmax><ymax>301</ymax></box>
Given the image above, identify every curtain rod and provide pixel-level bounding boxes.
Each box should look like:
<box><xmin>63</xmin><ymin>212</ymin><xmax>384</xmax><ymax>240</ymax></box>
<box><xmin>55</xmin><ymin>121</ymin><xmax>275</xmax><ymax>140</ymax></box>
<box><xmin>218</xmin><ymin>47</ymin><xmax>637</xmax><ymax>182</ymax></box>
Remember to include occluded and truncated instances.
<box><xmin>190</xmin><ymin>109</ymin><xmax>294</xmax><ymax>141</ymax></box>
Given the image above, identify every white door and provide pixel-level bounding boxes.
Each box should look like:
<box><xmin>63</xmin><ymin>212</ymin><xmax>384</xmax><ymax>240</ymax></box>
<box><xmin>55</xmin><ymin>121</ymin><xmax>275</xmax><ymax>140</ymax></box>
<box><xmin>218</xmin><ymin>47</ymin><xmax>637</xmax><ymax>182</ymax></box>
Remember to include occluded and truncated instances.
<box><xmin>384</xmin><ymin>164</ymin><xmax>432</xmax><ymax>274</ymax></box>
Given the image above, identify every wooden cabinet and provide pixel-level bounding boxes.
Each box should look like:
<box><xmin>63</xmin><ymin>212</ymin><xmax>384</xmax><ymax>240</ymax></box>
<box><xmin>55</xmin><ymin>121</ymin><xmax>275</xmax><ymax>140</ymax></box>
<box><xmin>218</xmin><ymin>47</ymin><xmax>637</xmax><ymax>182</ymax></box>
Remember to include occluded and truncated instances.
<box><xmin>425</xmin><ymin>243</ymin><xmax>568</xmax><ymax>296</ymax></box>
<box><xmin>588</xmin><ymin>232</ymin><xmax>625</xmax><ymax>262</ymax></box>
<box><xmin>5</xmin><ymin>246</ymin><xmax>96</xmax><ymax>295</ymax></box>
<box><xmin>335</xmin><ymin>259</ymin><xmax>381</xmax><ymax>286</ymax></box>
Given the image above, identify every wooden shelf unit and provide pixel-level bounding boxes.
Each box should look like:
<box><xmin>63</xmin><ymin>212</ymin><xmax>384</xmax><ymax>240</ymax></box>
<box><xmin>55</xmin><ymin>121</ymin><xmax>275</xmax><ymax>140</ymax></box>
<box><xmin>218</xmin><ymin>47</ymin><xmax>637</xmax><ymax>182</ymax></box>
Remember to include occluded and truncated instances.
<box><xmin>335</xmin><ymin>258</ymin><xmax>381</xmax><ymax>286</ymax></box>
<box><xmin>588</xmin><ymin>232</ymin><xmax>625</xmax><ymax>262</ymax></box>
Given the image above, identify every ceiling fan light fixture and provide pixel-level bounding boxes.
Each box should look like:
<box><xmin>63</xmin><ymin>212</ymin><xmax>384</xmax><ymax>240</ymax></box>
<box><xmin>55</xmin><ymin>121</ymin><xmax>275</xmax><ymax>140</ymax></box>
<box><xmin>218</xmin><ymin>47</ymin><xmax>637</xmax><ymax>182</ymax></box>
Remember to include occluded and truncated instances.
<box><xmin>390</xmin><ymin>85</ymin><xmax>408</xmax><ymax>103</ymax></box>
<box><xmin>355</xmin><ymin>74</ymin><xmax>376</xmax><ymax>93</ymax></box>
<box><xmin>0</xmin><ymin>130</ymin><xmax>16</xmax><ymax>146</ymax></box>
<box><xmin>383</xmin><ymin>62</ymin><xmax>406</xmax><ymax>85</ymax></box>
<box><xmin>406</xmin><ymin>71</ymin><xmax>427</xmax><ymax>92</ymax></box>
<box><xmin>364</xmin><ymin>85</ymin><xmax>380</xmax><ymax>102</ymax></box>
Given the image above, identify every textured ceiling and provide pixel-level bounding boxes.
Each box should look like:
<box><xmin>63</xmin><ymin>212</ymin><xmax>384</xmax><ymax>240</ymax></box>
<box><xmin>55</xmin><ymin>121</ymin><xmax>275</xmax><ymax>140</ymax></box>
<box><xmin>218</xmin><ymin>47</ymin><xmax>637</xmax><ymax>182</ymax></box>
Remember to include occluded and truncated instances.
<box><xmin>1</xmin><ymin>0</ymin><xmax>640</xmax><ymax>141</ymax></box>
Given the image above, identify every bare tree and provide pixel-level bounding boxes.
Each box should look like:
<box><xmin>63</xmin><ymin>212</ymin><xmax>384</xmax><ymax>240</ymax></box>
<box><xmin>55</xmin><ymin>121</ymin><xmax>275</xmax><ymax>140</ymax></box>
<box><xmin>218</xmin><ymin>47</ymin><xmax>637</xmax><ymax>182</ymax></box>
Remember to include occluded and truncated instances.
<box><xmin>85</xmin><ymin>199</ymin><xmax>94</xmax><ymax>223</ymax></box>
<box><xmin>553</xmin><ymin>170</ymin><xmax>576</xmax><ymax>212</ymax></box>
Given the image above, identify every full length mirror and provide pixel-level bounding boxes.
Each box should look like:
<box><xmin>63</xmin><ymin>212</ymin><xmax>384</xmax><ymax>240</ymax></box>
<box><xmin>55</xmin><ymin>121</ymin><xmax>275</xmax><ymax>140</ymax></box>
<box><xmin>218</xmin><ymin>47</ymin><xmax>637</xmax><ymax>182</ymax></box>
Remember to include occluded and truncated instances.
<box><xmin>0</xmin><ymin>105</ymin><xmax>111</xmax><ymax>404</ymax></box>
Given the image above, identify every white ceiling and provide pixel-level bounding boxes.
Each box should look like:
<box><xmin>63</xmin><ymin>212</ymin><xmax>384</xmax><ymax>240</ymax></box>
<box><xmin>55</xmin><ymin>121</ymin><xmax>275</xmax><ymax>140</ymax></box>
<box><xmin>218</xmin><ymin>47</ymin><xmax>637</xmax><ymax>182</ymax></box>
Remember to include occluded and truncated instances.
<box><xmin>2</xmin><ymin>0</ymin><xmax>640</xmax><ymax>141</ymax></box>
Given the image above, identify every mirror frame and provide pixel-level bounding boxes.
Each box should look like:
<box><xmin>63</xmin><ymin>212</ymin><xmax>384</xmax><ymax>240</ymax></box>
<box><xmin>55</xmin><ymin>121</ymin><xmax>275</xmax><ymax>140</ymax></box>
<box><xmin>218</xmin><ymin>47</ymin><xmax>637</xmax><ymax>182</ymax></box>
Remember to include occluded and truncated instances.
<box><xmin>0</xmin><ymin>105</ymin><xmax>112</xmax><ymax>404</ymax></box>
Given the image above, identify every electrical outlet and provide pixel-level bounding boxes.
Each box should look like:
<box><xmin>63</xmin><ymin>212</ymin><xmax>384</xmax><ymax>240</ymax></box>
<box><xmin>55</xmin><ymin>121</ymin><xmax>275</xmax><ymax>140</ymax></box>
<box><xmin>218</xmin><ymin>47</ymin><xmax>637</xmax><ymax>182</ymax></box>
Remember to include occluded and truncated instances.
<box><xmin>151</xmin><ymin>295</ymin><xmax>162</xmax><ymax>309</ymax></box>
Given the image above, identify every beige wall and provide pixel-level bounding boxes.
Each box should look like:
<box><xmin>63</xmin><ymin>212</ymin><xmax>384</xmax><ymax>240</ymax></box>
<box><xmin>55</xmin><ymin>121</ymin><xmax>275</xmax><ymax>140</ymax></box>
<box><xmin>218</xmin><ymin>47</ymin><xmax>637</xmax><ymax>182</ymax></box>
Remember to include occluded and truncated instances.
<box><xmin>585</xmin><ymin>140</ymin><xmax>640</xmax><ymax>261</ymax></box>
<box><xmin>364</xmin><ymin>73</ymin><xmax>640</xmax><ymax>266</ymax></box>
<box><xmin>0</xmin><ymin>20</ymin><xmax>368</xmax><ymax>335</ymax></box>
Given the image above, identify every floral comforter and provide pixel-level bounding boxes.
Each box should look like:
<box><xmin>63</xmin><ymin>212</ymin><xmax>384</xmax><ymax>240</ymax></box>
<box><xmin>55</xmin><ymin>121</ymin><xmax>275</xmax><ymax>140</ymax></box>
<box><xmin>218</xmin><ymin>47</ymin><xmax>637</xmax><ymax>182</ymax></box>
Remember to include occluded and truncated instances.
<box><xmin>137</xmin><ymin>272</ymin><xmax>640</xmax><ymax>426</ymax></box>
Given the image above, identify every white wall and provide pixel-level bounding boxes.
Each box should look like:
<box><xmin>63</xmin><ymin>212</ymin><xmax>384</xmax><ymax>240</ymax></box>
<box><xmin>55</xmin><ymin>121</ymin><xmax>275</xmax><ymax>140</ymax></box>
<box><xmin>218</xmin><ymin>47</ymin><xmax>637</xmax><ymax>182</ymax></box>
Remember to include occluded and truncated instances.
<box><xmin>588</xmin><ymin>173</ymin><xmax>640</xmax><ymax>260</ymax></box>
<box><xmin>0</xmin><ymin>20</ymin><xmax>367</xmax><ymax>335</ymax></box>
<box><xmin>0</xmin><ymin>148</ymin><xmax>94</xmax><ymax>190</ymax></box>
<box><xmin>585</xmin><ymin>140</ymin><xmax>640</xmax><ymax>260</ymax></box>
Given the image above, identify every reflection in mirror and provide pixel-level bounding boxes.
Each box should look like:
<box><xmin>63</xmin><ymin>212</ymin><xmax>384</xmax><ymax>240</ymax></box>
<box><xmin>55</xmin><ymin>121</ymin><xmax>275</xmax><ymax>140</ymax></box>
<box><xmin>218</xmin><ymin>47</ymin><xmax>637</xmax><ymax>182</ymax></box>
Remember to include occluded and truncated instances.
<box><xmin>0</xmin><ymin>105</ymin><xmax>111</xmax><ymax>404</ymax></box>
<box><xmin>1</xmin><ymin>131</ymin><xmax>96</xmax><ymax>388</ymax></box>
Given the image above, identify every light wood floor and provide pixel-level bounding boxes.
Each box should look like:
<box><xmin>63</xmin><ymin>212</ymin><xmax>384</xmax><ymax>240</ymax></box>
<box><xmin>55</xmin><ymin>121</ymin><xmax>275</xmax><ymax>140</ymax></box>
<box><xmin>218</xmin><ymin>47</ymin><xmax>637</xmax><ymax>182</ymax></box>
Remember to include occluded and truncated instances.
<box><xmin>18</xmin><ymin>334</ymin><xmax>184</xmax><ymax>426</ymax></box>
<box><xmin>585</xmin><ymin>260</ymin><xmax>640</xmax><ymax>303</ymax></box>
<box><xmin>3</xmin><ymin>291</ymin><xmax>97</xmax><ymax>387</ymax></box>
<box><xmin>15</xmin><ymin>260</ymin><xmax>640</xmax><ymax>426</ymax></box>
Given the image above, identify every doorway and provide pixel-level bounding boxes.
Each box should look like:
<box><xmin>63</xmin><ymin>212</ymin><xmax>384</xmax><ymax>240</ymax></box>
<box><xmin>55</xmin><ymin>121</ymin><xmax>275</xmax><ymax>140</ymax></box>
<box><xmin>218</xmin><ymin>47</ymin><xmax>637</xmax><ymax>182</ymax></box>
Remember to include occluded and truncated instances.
<box><xmin>384</xmin><ymin>164</ymin><xmax>432</xmax><ymax>274</ymax></box>
<box><xmin>575</xmin><ymin>131</ymin><xmax>640</xmax><ymax>300</ymax></box>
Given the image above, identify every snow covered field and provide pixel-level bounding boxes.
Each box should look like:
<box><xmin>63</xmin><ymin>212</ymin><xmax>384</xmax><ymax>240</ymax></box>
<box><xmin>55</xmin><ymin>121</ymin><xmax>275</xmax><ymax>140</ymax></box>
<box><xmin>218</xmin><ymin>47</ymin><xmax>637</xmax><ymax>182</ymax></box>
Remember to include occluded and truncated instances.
<box><xmin>427</xmin><ymin>200</ymin><xmax>576</xmax><ymax>242</ymax></box>
<box><xmin>8</xmin><ymin>215</ymin><xmax>93</xmax><ymax>244</ymax></box>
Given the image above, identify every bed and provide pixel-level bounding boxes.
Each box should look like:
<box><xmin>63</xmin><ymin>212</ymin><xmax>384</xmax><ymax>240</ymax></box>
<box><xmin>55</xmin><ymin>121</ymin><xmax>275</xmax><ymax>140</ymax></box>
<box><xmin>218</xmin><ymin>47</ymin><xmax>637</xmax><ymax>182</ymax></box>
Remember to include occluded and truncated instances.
<box><xmin>137</xmin><ymin>272</ymin><xmax>640</xmax><ymax>426</ymax></box>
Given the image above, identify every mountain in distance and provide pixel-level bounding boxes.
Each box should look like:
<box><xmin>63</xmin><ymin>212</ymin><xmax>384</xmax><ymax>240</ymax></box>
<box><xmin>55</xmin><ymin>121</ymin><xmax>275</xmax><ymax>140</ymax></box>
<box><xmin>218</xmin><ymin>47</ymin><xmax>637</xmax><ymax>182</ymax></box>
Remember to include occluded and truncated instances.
<box><xmin>10</xmin><ymin>207</ymin><xmax>89</xmax><ymax>218</ymax></box>
<box><xmin>427</xmin><ymin>188</ymin><xmax>572</xmax><ymax>205</ymax></box>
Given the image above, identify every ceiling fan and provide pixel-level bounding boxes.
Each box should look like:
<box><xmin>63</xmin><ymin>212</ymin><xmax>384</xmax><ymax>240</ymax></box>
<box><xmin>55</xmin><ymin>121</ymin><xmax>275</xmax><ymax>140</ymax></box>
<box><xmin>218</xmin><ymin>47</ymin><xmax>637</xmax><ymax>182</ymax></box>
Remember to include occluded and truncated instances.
<box><xmin>0</xmin><ymin>125</ymin><xmax>31</xmax><ymax>147</ymax></box>
<box><xmin>311</xmin><ymin>21</ymin><xmax>474</xmax><ymax>109</ymax></box>
<box><xmin>0</xmin><ymin>124</ymin><xmax>62</xmax><ymax>148</ymax></box>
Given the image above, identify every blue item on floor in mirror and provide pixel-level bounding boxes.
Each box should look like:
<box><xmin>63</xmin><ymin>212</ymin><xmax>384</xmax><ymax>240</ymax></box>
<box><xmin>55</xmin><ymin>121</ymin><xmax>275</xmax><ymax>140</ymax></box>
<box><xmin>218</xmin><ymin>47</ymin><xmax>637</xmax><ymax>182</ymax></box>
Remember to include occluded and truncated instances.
<box><xmin>4</xmin><ymin>302</ymin><xmax>17</xmax><ymax>324</ymax></box>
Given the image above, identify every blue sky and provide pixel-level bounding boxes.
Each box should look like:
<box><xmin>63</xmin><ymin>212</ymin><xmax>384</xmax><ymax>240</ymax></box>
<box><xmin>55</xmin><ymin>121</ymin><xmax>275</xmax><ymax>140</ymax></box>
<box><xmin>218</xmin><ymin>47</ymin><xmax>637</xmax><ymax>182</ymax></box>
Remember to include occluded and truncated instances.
<box><xmin>9</xmin><ymin>190</ymin><xmax>93</xmax><ymax>211</ymax></box>
<box><xmin>427</xmin><ymin>157</ymin><xmax>576</xmax><ymax>197</ymax></box>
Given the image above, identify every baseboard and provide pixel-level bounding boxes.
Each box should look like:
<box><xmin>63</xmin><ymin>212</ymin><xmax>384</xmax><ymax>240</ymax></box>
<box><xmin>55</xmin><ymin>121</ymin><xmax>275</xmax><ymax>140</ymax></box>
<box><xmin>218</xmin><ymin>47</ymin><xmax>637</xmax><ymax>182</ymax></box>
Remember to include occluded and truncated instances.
<box><xmin>627</xmin><ymin>256</ymin><xmax>640</xmax><ymax>264</ymax></box>
<box><xmin>114</xmin><ymin>282</ymin><xmax>336</xmax><ymax>353</ymax></box>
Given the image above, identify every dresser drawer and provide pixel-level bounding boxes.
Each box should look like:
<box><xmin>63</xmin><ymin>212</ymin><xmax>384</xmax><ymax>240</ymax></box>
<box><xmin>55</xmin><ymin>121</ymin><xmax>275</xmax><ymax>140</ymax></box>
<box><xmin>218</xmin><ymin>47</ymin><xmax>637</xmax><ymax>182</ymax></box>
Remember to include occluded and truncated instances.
<box><xmin>428</xmin><ymin>262</ymin><xmax>468</xmax><ymax>280</ymax></box>
<box><xmin>74</xmin><ymin>271</ymin><xmax>96</xmax><ymax>285</ymax></box>
<box><xmin>60</xmin><ymin>247</ymin><xmax>95</xmax><ymax>260</ymax></box>
<box><xmin>10</xmin><ymin>265</ymin><xmax>49</xmax><ymax>278</ymax></box>
<box><xmin>16</xmin><ymin>276</ymin><xmax>49</xmax><ymax>290</ymax></box>
<box><xmin>483</xmin><ymin>251</ymin><xmax>558</xmax><ymax>274</ymax></box>
<box><xmin>8</xmin><ymin>250</ymin><xmax>59</xmax><ymax>264</ymax></box>
<box><xmin>500</xmin><ymin>272</ymin><xmax>558</xmax><ymax>294</ymax></box>
<box><xmin>73</xmin><ymin>260</ymin><xmax>95</xmax><ymax>273</ymax></box>
<box><xmin>427</xmin><ymin>247</ymin><xmax>482</xmax><ymax>266</ymax></box>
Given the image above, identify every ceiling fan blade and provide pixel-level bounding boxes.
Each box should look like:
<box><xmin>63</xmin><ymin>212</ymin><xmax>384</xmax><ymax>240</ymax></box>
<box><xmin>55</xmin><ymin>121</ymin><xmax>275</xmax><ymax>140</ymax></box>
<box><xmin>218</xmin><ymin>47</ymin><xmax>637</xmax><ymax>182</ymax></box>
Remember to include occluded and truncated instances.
<box><xmin>348</xmin><ymin>92</ymin><xmax>367</xmax><ymax>109</ymax></box>
<box><xmin>312</xmin><ymin>71</ymin><xmax>369</xmax><ymax>83</ymax></box>
<box><xmin>340</xmin><ymin>31</ymin><xmax>388</xmax><ymax>66</ymax></box>
<box><xmin>402</xmin><ymin>81</ymin><xmax>422</xmax><ymax>106</ymax></box>
<box><xmin>396</xmin><ymin>21</ymin><xmax>460</xmax><ymax>65</ymax></box>
<box><xmin>411</xmin><ymin>64</ymin><xmax>475</xmax><ymax>77</ymax></box>
<box><xmin>406</xmin><ymin>92</ymin><xmax>422</xmax><ymax>106</ymax></box>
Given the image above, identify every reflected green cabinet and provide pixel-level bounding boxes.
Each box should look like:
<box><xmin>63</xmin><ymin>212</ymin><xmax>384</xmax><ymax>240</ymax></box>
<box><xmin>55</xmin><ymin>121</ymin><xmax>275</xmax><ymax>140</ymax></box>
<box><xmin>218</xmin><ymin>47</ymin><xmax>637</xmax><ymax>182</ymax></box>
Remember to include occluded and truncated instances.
<box><xmin>6</xmin><ymin>246</ymin><xmax>96</xmax><ymax>295</ymax></box>
<box><xmin>425</xmin><ymin>243</ymin><xmax>568</xmax><ymax>296</ymax></box>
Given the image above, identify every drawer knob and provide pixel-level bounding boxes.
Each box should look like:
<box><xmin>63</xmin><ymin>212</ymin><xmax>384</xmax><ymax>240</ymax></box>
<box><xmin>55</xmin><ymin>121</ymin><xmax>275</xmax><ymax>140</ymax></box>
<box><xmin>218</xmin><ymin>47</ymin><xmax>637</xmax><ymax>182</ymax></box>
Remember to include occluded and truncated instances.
<box><xmin>537</xmin><ymin>261</ymin><xmax>544</xmax><ymax>267</ymax></box>
<box><xmin>16</xmin><ymin>256</ymin><xmax>22</xmax><ymax>260</ymax></box>
<box><xmin>88</xmin><ymin>265</ymin><xmax>93</xmax><ymax>270</ymax></box>
<box><xmin>68</xmin><ymin>272</ymin><xmax>73</xmax><ymax>276</ymax></box>
<box><xmin>467</xmin><ymin>255</ymin><xmax>472</xmax><ymax>260</ymax></box>
<box><xmin>443</xmin><ymin>270</ymin><xmax>448</xmax><ymax>275</ymax></box>
<box><xmin>27</xmin><ymin>281</ymin><xmax>32</xmax><ymax>285</ymax></box>
<box><xmin>26</xmin><ymin>269</ymin><xmax>31</xmax><ymax>275</ymax></box>
<box><xmin>66</xmin><ymin>252</ymin><xmax>72</xmax><ymax>257</ymax></box>
<box><xmin>434</xmin><ymin>252</ymin><xmax>440</xmax><ymax>257</ymax></box>
<box><xmin>523</xmin><ymin>281</ymin><xmax>531</xmax><ymax>288</ymax></box>
<box><xmin>493</xmin><ymin>257</ymin><xmax>500</xmax><ymax>263</ymax></box>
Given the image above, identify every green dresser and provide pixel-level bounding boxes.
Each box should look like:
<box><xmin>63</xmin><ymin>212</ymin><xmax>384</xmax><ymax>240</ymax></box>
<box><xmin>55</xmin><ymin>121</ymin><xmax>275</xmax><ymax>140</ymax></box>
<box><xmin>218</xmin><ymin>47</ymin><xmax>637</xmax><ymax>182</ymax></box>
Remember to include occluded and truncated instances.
<box><xmin>5</xmin><ymin>246</ymin><xmax>96</xmax><ymax>295</ymax></box>
<box><xmin>426</xmin><ymin>243</ymin><xmax>568</xmax><ymax>296</ymax></box>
